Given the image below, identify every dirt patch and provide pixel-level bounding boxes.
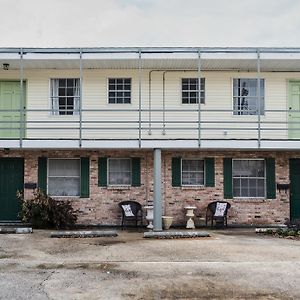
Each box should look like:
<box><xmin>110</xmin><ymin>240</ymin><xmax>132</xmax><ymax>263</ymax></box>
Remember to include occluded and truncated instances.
<box><xmin>134</xmin><ymin>280</ymin><xmax>293</xmax><ymax>300</ymax></box>
<box><xmin>35</xmin><ymin>262</ymin><xmax>118</xmax><ymax>271</ymax></box>
<box><xmin>89</xmin><ymin>240</ymin><xmax>126</xmax><ymax>246</ymax></box>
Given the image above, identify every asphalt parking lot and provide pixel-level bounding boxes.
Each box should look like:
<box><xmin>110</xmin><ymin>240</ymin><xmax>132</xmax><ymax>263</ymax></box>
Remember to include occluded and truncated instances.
<box><xmin>0</xmin><ymin>228</ymin><xmax>299</xmax><ymax>299</ymax></box>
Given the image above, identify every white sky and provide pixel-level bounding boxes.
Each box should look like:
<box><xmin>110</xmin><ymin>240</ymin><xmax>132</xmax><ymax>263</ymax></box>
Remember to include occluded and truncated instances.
<box><xmin>0</xmin><ymin>0</ymin><xmax>299</xmax><ymax>47</ymax></box>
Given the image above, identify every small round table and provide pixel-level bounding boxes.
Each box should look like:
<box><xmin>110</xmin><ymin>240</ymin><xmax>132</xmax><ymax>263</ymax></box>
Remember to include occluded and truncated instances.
<box><xmin>184</xmin><ymin>206</ymin><xmax>197</xmax><ymax>229</ymax></box>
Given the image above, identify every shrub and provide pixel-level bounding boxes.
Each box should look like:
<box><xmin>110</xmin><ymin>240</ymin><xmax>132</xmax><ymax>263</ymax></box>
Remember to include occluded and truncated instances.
<box><xmin>17</xmin><ymin>189</ymin><xmax>77</xmax><ymax>229</ymax></box>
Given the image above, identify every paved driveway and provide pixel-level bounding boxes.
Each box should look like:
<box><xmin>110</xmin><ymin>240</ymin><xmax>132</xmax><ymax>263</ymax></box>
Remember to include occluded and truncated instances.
<box><xmin>0</xmin><ymin>228</ymin><xmax>299</xmax><ymax>299</ymax></box>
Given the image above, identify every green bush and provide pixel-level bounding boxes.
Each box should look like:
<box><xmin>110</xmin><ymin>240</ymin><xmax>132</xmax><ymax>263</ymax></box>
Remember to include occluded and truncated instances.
<box><xmin>17</xmin><ymin>189</ymin><xmax>77</xmax><ymax>229</ymax></box>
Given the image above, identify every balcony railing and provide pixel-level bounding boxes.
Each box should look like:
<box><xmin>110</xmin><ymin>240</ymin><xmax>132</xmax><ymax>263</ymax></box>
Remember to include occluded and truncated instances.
<box><xmin>0</xmin><ymin>107</ymin><xmax>299</xmax><ymax>148</ymax></box>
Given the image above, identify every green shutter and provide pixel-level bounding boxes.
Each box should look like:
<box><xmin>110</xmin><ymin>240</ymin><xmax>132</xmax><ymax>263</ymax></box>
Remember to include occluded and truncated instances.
<box><xmin>223</xmin><ymin>158</ymin><xmax>233</xmax><ymax>199</ymax></box>
<box><xmin>80</xmin><ymin>157</ymin><xmax>90</xmax><ymax>198</ymax></box>
<box><xmin>172</xmin><ymin>157</ymin><xmax>181</xmax><ymax>187</ymax></box>
<box><xmin>98</xmin><ymin>157</ymin><xmax>107</xmax><ymax>187</ymax></box>
<box><xmin>38</xmin><ymin>157</ymin><xmax>47</xmax><ymax>193</ymax></box>
<box><xmin>205</xmin><ymin>158</ymin><xmax>215</xmax><ymax>187</ymax></box>
<box><xmin>266</xmin><ymin>158</ymin><xmax>276</xmax><ymax>199</ymax></box>
<box><xmin>131</xmin><ymin>158</ymin><xmax>141</xmax><ymax>187</ymax></box>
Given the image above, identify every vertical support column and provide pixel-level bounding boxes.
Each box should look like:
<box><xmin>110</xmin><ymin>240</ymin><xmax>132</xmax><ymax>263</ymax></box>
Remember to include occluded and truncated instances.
<box><xmin>138</xmin><ymin>49</ymin><xmax>142</xmax><ymax>148</ymax></box>
<box><xmin>198</xmin><ymin>49</ymin><xmax>202</xmax><ymax>147</ymax></box>
<box><xmin>162</xmin><ymin>72</ymin><xmax>166</xmax><ymax>135</ymax></box>
<box><xmin>153</xmin><ymin>148</ymin><xmax>162</xmax><ymax>231</ymax></box>
<box><xmin>257</xmin><ymin>49</ymin><xmax>261</xmax><ymax>148</ymax></box>
<box><xmin>79</xmin><ymin>49</ymin><xmax>83</xmax><ymax>148</ymax></box>
<box><xmin>19</xmin><ymin>48</ymin><xmax>24</xmax><ymax>148</ymax></box>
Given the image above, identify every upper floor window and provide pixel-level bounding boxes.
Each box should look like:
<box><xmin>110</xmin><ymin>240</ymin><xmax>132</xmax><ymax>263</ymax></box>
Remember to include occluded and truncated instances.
<box><xmin>233</xmin><ymin>78</ymin><xmax>264</xmax><ymax>115</ymax></box>
<box><xmin>108</xmin><ymin>78</ymin><xmax>131</xmax><ymax>104</ymax></box>
<box><xmin>182</xmin><ymin>78</ymin><xmax>205</xmax><ymax>104</ymax></box>
<box><xmin>182</xmin><ymin>159</ymin><xmax>205</xmax><ymax>186</ymax></box>
<box><xmin>232</xmin><ymin>159</ymin><xmax>265</xmax><ymax>198</ymax></box>
<box><xmin>50</xmin><ymin>79</ymin><xmax>80</xmax><ymax>115</ymax></box>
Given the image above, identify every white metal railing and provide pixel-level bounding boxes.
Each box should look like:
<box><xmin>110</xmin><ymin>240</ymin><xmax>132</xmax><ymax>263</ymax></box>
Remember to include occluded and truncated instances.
<box><xmin>0</xmin><ymin>107</ymin><xmax>299</xmax><ymax>147</ymax></box>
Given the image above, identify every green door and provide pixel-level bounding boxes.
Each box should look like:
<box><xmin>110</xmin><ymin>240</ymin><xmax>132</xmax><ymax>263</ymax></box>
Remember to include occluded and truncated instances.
<box><xmin>0</xmin><ymin>158</ymin><xmax>24</xmax><ymax>220</ymax></box>
<box><xmin>288</xmin><ymin>81</ymin><xmax>300</xmax><ymax>139</ymax></box>
<box><xmin>0</xmin><ymin>81</ymin><xmax>25</xmax><ymax>138</ymax></box>
<box><xmin>290</xmin><ymin>159</ymin><xmax>300</xmax><ymax>220</ymax></box>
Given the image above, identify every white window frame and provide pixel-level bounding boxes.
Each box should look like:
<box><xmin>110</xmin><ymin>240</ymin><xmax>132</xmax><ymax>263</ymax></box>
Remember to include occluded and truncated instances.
<box><xmin>232</xmin><ymin>158</ymin><xmax>266</xmax><ymax>199</ymax></box>
<box><xmin>50</xmin><ymin>78</ymin><xmax>80</xmax><ymax>116</ymax></box>
<box><xmin>107</xmin><ymin>158</ymin><xmax>132</xmax><ymax>186</ymax></box>
<box><xmin>47</xmin><ymin>158</ymin><xmax>81</xmax><ymax>197</ymax></box>
<box><xmin>181</xmin><ymin>158</ymin><xmax>205</xmax><ymax>186</ymax></box>
<box><xmin>108</xmin><ymin>78</ymin><xmax>131</xmax><ymax>104</ymax></box>
<box><xmin>232</xmin><ymin>78</ymin><xmax>265</xmax><ymax>116</ymax></box>
<box><xmin>181</xmin><ymin>78</ymin><xmax>205</xmax><ymax>104</ymax></box>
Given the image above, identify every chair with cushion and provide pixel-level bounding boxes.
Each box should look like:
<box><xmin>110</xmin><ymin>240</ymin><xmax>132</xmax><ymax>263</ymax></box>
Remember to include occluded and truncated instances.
<box><xmin>118</xmin><ymin>200</ymin><xmax>143</xmax><ymax>229</ymax></box>
<box><xmin>205</xmin><ymin>201</ymin><xmax>231</xmax><ymax>228</ymax></box>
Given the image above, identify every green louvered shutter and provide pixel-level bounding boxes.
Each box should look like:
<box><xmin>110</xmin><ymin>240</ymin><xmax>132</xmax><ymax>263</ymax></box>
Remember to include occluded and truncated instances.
<box><xmin>80</xmin><ymin>157</ymin><xmax>90</xmax><ymax>198</ymax></box>
<box><xmin>223</xmin><ymin>158</ymin><xmax>233</xmax><ymax>199</ymax></box>
<box><xmin>266</xmin><ymin>158</ymin><xmax>276</xmax><ymax>199</ymax></box>
<box><xmin>131</xmin><ymin>158</ymin><xmax>141</xmax><ymax>187</ymax></box>
<box><xmin>172</xmin><ymin>157</ymin><xmax>181</xmax><ymax>187</ymax></box>
<box><xmin>38</xmin><ymin>157</ymin><xmax>47</xmax><ymax>193</ymax></box>
<box><xmin>205</xmin><ymin>158</ymin><xmax>215</xmax><ymax>187</ymax></box>
<box><xmin>98</xmin><ymin>157</ymin><xmax>107</xmax><ymax>187</ymax></box>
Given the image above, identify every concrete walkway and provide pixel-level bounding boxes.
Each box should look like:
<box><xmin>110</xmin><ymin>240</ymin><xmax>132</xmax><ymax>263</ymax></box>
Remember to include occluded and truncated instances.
<box><xmin>0</xmin><ymin>228</ymin><xmax>299</xmax><ymax>299</ymax></box>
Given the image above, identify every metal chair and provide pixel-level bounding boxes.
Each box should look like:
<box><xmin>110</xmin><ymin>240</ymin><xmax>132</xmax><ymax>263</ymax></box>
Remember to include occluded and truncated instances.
<box><xmin>205</xmin><ymin>201</ymin><xmax>231</xmax><ymax>228</ymax></box>
<box><xmin>118</xmin><ymin>200</ymin><xmax>143</xmax><ymax>229</ymax></box>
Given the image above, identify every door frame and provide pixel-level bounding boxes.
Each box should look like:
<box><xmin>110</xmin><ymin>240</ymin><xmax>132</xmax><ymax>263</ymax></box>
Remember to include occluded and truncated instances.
<box><xmin>289</xmin><ymin>158</ymin><xmax>300</xmax><ymax>220</ymax></box>
<box><xmin>0</xmin><ymin>157</ymin><xmax>24</xmax><ymax>221</ymax></box>
<box><xmin>0</xmin><ymin>80</ymin><xmax>27</xmax><ymax>139</ymax></box>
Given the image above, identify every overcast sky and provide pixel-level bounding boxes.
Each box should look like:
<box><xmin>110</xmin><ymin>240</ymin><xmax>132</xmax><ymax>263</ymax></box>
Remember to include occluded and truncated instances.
<box><xmin>0</xmin><ymin>0</ymin><xmax>299</xmax><ymax>47</ymax></box>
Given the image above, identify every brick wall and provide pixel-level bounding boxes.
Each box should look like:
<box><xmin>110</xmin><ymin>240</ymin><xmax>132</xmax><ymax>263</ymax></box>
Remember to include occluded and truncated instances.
<box><xmin>0</xmin><ymin>149</ymin><xmax>296</xmax><ymax>226</ymax></box>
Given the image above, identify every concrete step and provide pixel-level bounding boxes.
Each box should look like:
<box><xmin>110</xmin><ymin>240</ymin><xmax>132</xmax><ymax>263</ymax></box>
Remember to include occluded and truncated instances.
<box><xmin>144</xmin><ymin>231</ymin><xmax>210</xmax><ymax>239</ymax></box>
<box><xmin>50</xmin><ymin>230</ymin><xmax>118</xmax><ymax>238</ymax></box>
<box><xmin>0</xmin><ymin>227</ymin><xmax>33</xmax><ymax>234</ymax></box>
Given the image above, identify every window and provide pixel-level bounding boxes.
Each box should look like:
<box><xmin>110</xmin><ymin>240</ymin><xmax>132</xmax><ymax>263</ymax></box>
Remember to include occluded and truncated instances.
<box><xmin>232</xmin><ymin>159</ymin><xmax>266</xmax><ymax>198</ymax></box>
<box><xmin>108</xmin><ymin>158</ymin><xmax>131</xmax><ymax>185</ymax></box>
<box><xmin>233</xmin><ymin>78</ymin><xmax>265</xmax><ymax>115</ymax></box>
<box><xmin>50</xmin><ymin>78</ymin><xmax>80</xmax><ymax>115</ymax></box>
<box><xmin>108</xmin><ymin>78</ymin><xmax>131</xmax><ymax>104</ymax></box>
<box><xmin>182</xmin><ymin>78</ymin><xmax>205</xmax><ymax>104</ymax></box>
<box><xmin>48</xmin><ymin>159</ymin><xmax>80</xmax><ymax>196</ymax></box>
<box><xmin>182</xmin><ymin>159</ymin><xmax>205</xmax><ymax>186</ymax></box>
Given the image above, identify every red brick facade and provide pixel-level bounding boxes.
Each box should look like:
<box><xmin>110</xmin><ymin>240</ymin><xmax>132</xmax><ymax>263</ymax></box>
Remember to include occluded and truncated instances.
<box><xmin>0</xmin><ymin>149</ymin><xmax>296</xmax><ymax>226</ymax></box>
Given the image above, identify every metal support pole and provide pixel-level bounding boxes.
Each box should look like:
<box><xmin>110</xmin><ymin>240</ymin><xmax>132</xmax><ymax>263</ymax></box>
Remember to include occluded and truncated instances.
<box><xmin>19</xmin><ymin>48</ymin><xmax>24</xmax><ymax>148</ymax></box>
<box><xmin>257</xmin><ymin>49</ymin><xmax>261</xmax><ymax>148</ymax></box>
<box><xmin>138</xmin><ymin>49</ymin><xmax>142</xmax><ymax>147</ymax></box>
<box><xmin>162</xmin><ymin>72</ymin><xmax>166</xmax><ymax>135</ymax></box>
<box><xmin>198</xmin><ymin>49</ymin><xmax>202</xmax><ymax>147</ymax></box>
<box><xmin>79</xmin><ymin>49</ymin><xmax>83</xmax><ymax>147</ymax></box>
<box><xmin>153</xmin><ymin>148</ymin><xmax>162</xmax><ymax>231</ymax></box>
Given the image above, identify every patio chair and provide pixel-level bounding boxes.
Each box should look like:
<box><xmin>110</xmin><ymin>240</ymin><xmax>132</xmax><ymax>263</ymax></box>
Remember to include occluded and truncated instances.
<box><xmin>118</xmin><ymin>200</ymin><xmax>143</xmax><ymax>229</ymax></box>
<box><xmin>205</xmin><ymin>201</ymin><xmax>231</xmax><ymax>228</ymax></box>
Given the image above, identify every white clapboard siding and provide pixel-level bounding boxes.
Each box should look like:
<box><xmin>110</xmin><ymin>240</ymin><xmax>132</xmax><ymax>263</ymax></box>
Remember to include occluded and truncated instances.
<box><xmin>0</xmin><ymin>69</ymin><xmax>298</xmax><ymax>140</ymax></box>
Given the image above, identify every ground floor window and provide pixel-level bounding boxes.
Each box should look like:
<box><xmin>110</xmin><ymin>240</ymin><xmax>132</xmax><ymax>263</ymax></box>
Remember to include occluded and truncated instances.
<box><xmin>48</xmin><ymin>158</ymin><xmax>80</xmax><ymax>196</ymax></box>
<box><xmin>108</xmin><ymin>158</ymin><xmax>131</xmax><ymax>185</ymax></box>
<box><xmin>232</xmin><ymin>159</ymin><xmax>265</xmax><ymax>198</ymax></box>
<box><xmin>181</xmin><ymin>159</ymin><xmax>205</xmax><ymax>186</ymax></box>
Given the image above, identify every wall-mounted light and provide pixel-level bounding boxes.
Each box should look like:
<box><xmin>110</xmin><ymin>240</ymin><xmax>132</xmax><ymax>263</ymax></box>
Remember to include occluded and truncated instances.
<box><xmin>3</xmin><ymin>63</ymin><xmax>9</xmax><ymax>70</ymax></box>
